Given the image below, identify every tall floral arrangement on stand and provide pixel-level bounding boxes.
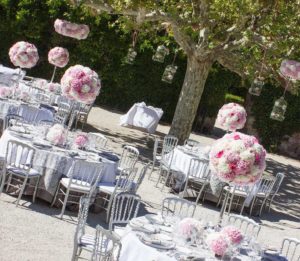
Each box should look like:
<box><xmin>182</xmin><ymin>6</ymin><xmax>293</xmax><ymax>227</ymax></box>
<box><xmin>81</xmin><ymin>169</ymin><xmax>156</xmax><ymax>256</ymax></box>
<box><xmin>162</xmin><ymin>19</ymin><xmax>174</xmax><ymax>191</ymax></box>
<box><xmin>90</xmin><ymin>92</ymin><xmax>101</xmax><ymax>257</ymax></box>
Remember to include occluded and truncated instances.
<box><xmin>216</xmin><ymin>103</ymin><xmax>247</xmax><ymax>132</ymax></box>
<box><xmin>48</xmin><ymin>47</ymin><xmax>69</xmax><ymax>82</ymax></box>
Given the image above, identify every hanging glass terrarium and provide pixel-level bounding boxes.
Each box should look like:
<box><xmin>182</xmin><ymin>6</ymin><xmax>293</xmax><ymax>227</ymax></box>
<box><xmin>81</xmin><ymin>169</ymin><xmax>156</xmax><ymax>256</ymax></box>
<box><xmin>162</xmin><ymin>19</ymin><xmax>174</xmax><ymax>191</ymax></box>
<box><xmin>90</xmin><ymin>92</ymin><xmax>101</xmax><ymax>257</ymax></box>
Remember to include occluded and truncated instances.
<box><xmin>162</xmin><ymin>64</ymin><xmax>178</xmax><ymax>83</ymax></box>
<box><xmin>152</xmin><ymin>45</ymin><xmax>169</xmax><ymax>63</ymax></box>
<box><xmin>124</xmin><ymin>47</ymin><xmax>137</xmax><ymax>64</ymax></box>
<box><xmin>249</xmin><ymin>77</ymin><xmax>264</xmax><ymax>96</ymax></box>
<box><xmin>270</xmin><ymin>96</ymin><xmax>287</xmax><ymax>121</ymax></box>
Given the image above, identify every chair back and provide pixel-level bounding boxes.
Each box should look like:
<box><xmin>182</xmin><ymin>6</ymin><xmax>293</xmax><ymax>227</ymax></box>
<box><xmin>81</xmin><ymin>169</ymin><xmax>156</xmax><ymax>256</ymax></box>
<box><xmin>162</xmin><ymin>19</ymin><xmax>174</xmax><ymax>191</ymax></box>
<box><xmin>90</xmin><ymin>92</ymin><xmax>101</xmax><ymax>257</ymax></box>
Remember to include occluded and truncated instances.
<box><xmin>134</xmin><ymin>163</ymin><xmax>150</xmax><ymax>192</ymax></box>
<box><xmin>162</xmin><ymin>135</ymin><xmax>178</xmax><ymax>154</ymax></box>
<box><xmin>109</xmin><ymin>192</ymin><xmax>141</xmax><ymax>231</ymax></box>
<box><xmin>187</xmin><ymin>158</ymin><xmax>211</xmax><ymax>181</ymax></box>
<box><xmin>161</xmin><ymin>196</ymin><xmax>196</xmax><ymax>219</ymax></box>
<box><xmin>153</xmin><ymin>137</ymin><xmax>162</xmax><ymax>158</ymax></box>
<box><xmin>18</xmin><ymin>104</ymin><xmax>39</xmax><ymax>123</ymax></box>
<box><xmin>271</xmin><ymin>172</ymin><xmax>285</xmax><ymax>195</ymax></box>
<box><xmin>88</xmin><ymin>132</ymin><xmax>108</xmax><ymax>150</ymax></box>
<box><xmin>115</xmin><ymin>168</ymin><xmax>139</xmax><ymax>193</ymax></box>
<box><xmin>92</xmin><ymin>225</ymin><xmax>122</xmax><ymax>261</ymax></box>
<box><xmin>281</xmin><ymin>237</ymin><xmax>300</xmax><ymax>261</ymax></box>
<box><xmin>227</xmin><ymin>214</ymin><xmax>261</xmax><ymax>239</ymax></box>
<box><xmin>67</xmin><ymin>160</ymin><xmax>104</xmax><ymax>197</ymax></box>
<box><xmin>3</xmin><ymin>114</ymin><xmax>24</xmax><ymax>131</ymax></box>
<box><xmin>6</xmin><ymin>140</ymin><xmax>35</xmax><ymax>171</ymax></box>
<box><xmin>118</xmin><ymin>145</ymin><xmax>139</xmax><ymax>170</ymax></box>
<box><xmin>256</xmin><ymin>176</ymin><xmax>276</xmax><ymax>196</ymax></box>
<box><xmin>35</xmin><ymin>92</ymin><xmax>51</xmax><ymax>104</ymax></box>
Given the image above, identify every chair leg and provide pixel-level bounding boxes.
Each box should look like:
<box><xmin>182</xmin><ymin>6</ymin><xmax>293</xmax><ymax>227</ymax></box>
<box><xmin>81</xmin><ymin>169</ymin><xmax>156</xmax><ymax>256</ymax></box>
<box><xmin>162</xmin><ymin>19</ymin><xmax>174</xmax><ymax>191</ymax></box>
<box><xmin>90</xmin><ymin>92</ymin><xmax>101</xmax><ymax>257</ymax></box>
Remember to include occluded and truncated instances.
<box><xmin>155</xmin><ymin>167</ymin><xmax>163</xmax><ymax>187</ymax></box>
<box><xmin>249</xmin><ymin>196</ymin><xmax>257</xmax><ymax>216</ymax></box>
<box><xmin>148</xmin><ymin>160</ymin><xmax>155</xmax><ymax>180</ymax></box>
<box><xmin>216</xmin><ymin>188</ymin><xmax>225</xmax><ymax>207</ymax></box>
<box><xmin>51</xmin><ymin>182</ymin><xmax>60</xmax><ymax>207</ymax></box>
<box><xmin>71</xmin><ymin>243</ymin><xmax>79</xmax><ymax>261</ymax></box>
<box><xmin>16</xmin><ymin>175</ymin><xmax>28</xmax><ymax>207</ymax></box>
<box><xmin>161</xmin><ymin>169</ymin><xmax>171</xmax><ymax>191</ymax></box>
<box><xmin>240</xmin><ymin>198</ymin><xmax>246</xmax><ymax>215</ymax></box>
<box><xmin>195</xmin><ymin>184</ymin><xmax>206</xmax><ymax>205</ymax></box>
<box><xmin>0</xmin><ymin>171</ymin><xmax>6</xmax><ymax>195</ymax></box>
<box><xmin>227</xmin><ymin>192</ymin><xmax>235</xmax><ymax>215</ymax></box>
<box><xmin>105</xmin><ymin>195</ymin><xmax>113</xmax><ymax>223</ymax></box>
<box><xmin>32</xmin><ymin>176</ymin><xmax>41</xmax><ymax>203</ymax></box>
<box><xmin>6</xmin><ymin>173</ymin><xmax>12</xmax><ymax>192</ymax></box>
<box><xmin>60</xmin><ymin>187</ymin><xmax>70</xmax><ymax>219</ymax></box>
<box><xmin>259</xmin><ymin>197</ymin><xmax>268</xmax><ymax>216</ymax></box>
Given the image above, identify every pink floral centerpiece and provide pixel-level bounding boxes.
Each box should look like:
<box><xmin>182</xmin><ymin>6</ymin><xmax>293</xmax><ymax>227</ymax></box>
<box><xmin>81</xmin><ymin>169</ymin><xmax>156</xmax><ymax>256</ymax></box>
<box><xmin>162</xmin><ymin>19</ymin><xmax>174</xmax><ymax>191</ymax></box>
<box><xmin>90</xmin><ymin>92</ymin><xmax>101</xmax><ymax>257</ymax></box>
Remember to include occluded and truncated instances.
<box><xmin>9</xmin><ymin>41</ymin><xmax>39</xmax><ymax>68</ymax></box>
<box><xmin>280</xmin><ymin>60</ymin><xmax>300</xmax><ymax>80</ymax></box>
<box><xmin>34</xmin><ymin>79</ymin><xmax>48</xmax><ymax>89</ymax></box>
<box><xmin>54</xmin><ymin>19</ymin><xmax>90</xmax><ymax>40</ymax></box>
<box><xmin>177</xmin><ymin>218</ymin><xmax>204</xmax><ymax>240</ymax></box>
<box><xmin>74</xmin><ymin>133</ymin><xmax>89</xmax><ymax>149</ymax></box>
<box><xmin>48</xmin><ymin>47</ymin><xmax>69</xmax><ymax>68</ymax></box>
<box><xmin>47</xmin><ymin>82</ymin><xmax>61</xmax><ymax>93</ymax></box>
<box><xmin>216</xmin><ymin>103</ymin><xmax>247</xmax><ymax>132</ymax></box>
<box><xmin>19</xmin><ymin>91</ymin><xmax>30</xmax><ymax>102</ymax></box>
<box><xmin>0</xmin><ymin>86</ymin><xmax>12</xmax><ymax>98</ymax></box>
<box><xmin>206</xmin><ymin>232</ymin><xmax>229</xmax><ymax>256</ymax></box>
<box><xmin>46</xmin><ymin>124</ymin><xmax>67</xmax><ymax>146</ymax></box>
<box><xmin>209</xmin><ymin>132</ymin><xmax>266</xmax><ymax>185</ymax></box>
<box><xmin>221</xmin><ymin>226</ymin><xmax>243</xmax><ymax>245</ymax></box>
<box><xmin>60</xmin><ymin>65</ymin><xmax>101</xmax><ymax>104</ymax></box>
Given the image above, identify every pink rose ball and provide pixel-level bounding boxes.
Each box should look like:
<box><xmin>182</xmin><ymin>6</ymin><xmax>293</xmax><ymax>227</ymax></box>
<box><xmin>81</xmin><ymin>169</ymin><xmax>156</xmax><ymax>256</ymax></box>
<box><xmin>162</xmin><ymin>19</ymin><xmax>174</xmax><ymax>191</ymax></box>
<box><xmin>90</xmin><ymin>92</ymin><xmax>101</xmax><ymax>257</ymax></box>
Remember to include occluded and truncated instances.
<box><xmin>206</xmin><ymin>233</ymin><xmax>229</xmax><ymax>256</ymax></box>
<box><xmin>216</xmin><ymin>103</ymin><xmax>247</xmax><ymax>132</ymax></box>
<box><xmin>54</xmin><ymin>19</ymin><xmax>90</xmax><ymax>40</ymax></box>
<box><xmin>0</xmin><ymin>86</ymin><xmax>12</xmax><ymax>98</ymax></box>
<box><xmin>177</xmin><ymin>218</ymin><xmax>204</xmax><ymax>239</ymax></box>
<box><xmin>46</xmin><ymin>124</ymin><xmax>66</xmax><ymax>146</ymax></box>
<box><xmin>47</xmin><ymin>82</ymin><xmax>61</xmax><ymax>93</ymax></box>
<box><xmin>74</xmin><ymin>133</ymin><xmax>89</xmax><ymax>148</ymax></box>
<box><xmin>9</xmin><ymin>41</ymin><xmax>39</xmax><ymax>68</ymax></box>
<box><xmin>221</xmin><ymin>226</ymin><xmax>243</xmax><ymax>245</ymax></box>
<box><xmin>209</xmin><ymin>132</ymin><xmax>266</xmax><ymax>185</ymax></box>
<box><xmin>48</xmin><ymin>47</ymin><xmax>69</xmax><ymax>68</ymax></box>
<box><xmin>61</xmin><ymin>64</ymin><xmax>101</xmax><ymax>104</ymax></box>
<box><xmin>280</xmin><ymin>59</ymin><xmax>300</xmax><ymax>80</ymax></box>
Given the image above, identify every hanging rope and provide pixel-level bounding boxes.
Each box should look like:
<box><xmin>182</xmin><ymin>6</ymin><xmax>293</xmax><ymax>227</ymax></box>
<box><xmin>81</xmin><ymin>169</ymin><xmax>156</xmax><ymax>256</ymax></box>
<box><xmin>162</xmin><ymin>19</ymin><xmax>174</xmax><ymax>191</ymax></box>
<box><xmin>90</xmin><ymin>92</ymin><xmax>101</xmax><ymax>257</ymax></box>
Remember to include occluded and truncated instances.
<box><xmin>258</xmin><ymin>48</ymin><xmax>267</xmax><ymax>78</ymax></box>
<box><xmin>172</xmin><ymin>49</ymin><xmax>178</xmax><ymax>65</ymax></box>
<box><xmin>132</xmin><ymin>30</ymin><xmax>138</xmax><ymax>48</ymax></box>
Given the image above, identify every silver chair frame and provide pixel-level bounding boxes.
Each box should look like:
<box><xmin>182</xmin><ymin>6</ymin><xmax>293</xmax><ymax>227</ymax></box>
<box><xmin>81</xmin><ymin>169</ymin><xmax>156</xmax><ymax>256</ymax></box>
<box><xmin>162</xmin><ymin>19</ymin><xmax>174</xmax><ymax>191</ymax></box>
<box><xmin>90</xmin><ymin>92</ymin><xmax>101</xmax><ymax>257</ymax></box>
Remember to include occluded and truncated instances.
<box><xmin>280</xmin><ymin>237</ymin><xmax>300</xmax><ymax>261</ymax></box>
<box><xmin>161</xmin><ymin>196</ymin><xmax>196</xmax><ymax>219</ymax></box>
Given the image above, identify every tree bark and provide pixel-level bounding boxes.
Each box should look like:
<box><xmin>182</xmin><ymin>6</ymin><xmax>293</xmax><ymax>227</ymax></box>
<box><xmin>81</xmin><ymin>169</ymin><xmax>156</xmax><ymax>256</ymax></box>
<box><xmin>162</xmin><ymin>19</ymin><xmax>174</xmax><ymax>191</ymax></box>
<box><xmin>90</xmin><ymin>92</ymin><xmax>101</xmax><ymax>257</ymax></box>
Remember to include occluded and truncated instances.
<box><xmin>169</xmin><ymin>56</ymin><xmax>213</xmax><ymax>143</ymax></box>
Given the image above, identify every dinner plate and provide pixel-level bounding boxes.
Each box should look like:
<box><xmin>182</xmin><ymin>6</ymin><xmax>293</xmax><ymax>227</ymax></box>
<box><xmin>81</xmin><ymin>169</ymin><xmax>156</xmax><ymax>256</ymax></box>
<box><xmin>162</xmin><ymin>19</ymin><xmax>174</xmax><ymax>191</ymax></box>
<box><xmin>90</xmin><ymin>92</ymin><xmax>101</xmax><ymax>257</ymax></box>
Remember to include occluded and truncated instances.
<box><xmin>129</xmin><ymin>218</ymin><xmax>158</xmax><ymax>234</ymax></box>
<box><xmin>10</xmin><ymin>132</ymin><xmax>33</xmax><ymax>140</ymax></box>
<box><xmin>145</xmin><ymin>214</ymin><xmax>165</xmax><ymax>225</ymax></box>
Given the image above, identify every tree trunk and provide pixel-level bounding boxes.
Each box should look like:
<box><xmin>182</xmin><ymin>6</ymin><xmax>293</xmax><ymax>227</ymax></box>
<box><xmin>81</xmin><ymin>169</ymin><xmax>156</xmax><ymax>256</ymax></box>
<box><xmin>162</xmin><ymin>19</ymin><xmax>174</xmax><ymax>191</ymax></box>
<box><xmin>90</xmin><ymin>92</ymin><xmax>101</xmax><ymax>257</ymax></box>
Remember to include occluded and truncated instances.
<box><xmin>169</xmin><ymin>56</ymin><xmax>212</xmax><ymax>143</ymax></box>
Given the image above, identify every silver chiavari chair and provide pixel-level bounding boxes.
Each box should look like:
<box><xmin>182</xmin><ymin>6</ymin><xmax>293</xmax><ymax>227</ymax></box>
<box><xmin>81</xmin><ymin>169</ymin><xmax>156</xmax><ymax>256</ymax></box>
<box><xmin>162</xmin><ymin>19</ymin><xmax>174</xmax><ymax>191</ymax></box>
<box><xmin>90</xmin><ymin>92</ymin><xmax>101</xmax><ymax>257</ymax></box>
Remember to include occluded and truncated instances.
<box><xmin>35</xmin><ymin>92</ymin><xmax>51</xmax><ymax>104</ymax></box>
<box><xmin>267</xmin><ymin>172</ymin><xmax>285</xmax><ymax>212</ymax></box>
<box><xmin>109</xmin><ymin>192</ymin><xmax>141</xmax><ymax>231</ymax></box>
<box><xmin>280</xmin><ymin>237</ymin><xmax>300</xmax><ymax>261</ymax></box>
<box><xmin>3</xmin><ymin>114</ymin><xmax>24</xmax><ymax>132</ymax></box>
<box><xmin>149</xmin><ymin>136</ymin><xmax>162</xmax><ymax>180</ymax></box>
<box><xmin>225</xmin><ymin>214</ymin><xmax>261</xmax><ymax>240</ymax></box>
<box><xmin>51</xmin><ymin>160</ymin><xmax>104</xmax><ymax>219</ymax></box>
<box><xmin>118</xmin><ymin>145</ymin><xmax>139</xmax><ymax>173</ymax></box>
<box><xmin>161</xmin><ymin>196</ymin><xmax>196</xmax><ymax>219</ymax></box>
<box><xmin>88</xmin><ymin>132</ymin><xmax>108</xmax><ymax>150</ymax></box>
<box><xmin>0</xmin><ymin>140</ymin><xmax>41</xmax><ymax>206</ymax></box>
<box><xmin>75</xmin><ymin>103</ymin><xmax>93</xmax><ymax>130</ymax></box>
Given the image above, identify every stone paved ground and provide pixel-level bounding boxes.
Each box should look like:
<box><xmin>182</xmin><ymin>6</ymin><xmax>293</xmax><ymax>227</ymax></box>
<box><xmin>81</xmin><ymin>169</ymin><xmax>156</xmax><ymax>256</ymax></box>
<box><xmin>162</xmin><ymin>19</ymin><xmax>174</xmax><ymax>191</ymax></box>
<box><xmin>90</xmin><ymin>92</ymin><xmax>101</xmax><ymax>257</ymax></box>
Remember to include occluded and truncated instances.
<box><xmin>0</xmin><ymin>106</ymin><xmax>299</xmax><ymax>261</ymax></box>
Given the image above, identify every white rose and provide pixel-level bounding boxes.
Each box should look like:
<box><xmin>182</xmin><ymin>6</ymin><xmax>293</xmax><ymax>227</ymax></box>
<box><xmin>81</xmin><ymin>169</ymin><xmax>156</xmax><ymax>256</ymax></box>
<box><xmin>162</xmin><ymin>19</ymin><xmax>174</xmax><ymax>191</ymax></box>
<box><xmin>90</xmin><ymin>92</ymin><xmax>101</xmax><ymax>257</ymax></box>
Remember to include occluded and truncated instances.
<box><xmin>81</xmin><ymin>84</ymin><xmax>91</xmax><ymax>93</ymax></box>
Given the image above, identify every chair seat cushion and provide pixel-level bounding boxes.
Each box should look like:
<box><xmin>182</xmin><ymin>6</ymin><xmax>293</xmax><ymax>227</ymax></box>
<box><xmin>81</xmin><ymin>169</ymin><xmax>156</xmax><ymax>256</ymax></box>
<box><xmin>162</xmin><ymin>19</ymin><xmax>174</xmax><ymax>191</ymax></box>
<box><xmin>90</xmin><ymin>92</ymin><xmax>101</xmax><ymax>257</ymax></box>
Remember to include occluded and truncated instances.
<box><xmin>97</xmin><ymin>182</ymin><xmax>116</xmax><ymax>194</ymax></box>
<box><xmin>60</xmin><ymin>178</ymin><xmax>91</xmax><ymax>193</ymax></box>
<box><xmin>155</xmin><ymin>155</ymin><xmax>162</xmax><ymax>161</ymax></box>
<box><xmin>7</xmin><ymin>166</ymin><xmax>40</xmax><ymax>177</ymax></box>
<box><xmin>79</xmin><ymin>233</ymin><xmax>113</xmax><ymax>252</ymax></box>
<box><xmin>224</xmin><ymin>186</ymin><xmax>248</xmax><ymax>197</ymax></box>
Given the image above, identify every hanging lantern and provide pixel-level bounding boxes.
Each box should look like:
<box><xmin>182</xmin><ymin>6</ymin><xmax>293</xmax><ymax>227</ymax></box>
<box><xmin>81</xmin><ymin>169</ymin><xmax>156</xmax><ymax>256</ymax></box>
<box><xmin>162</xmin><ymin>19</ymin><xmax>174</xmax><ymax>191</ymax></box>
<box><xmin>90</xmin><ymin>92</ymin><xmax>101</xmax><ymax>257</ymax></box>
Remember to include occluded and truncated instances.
<box><xmin>125</xmin><ymin>47</ymin><xmax>137</xmax><ymax>64</ymax></box>
<box><xmin>249</xmin><ymin>77</ymin><xmax>264</xmax><ymax>96</ymax></box>
<box><xmin>162</xmin><ymin>64</ymin><xmax>178</xmax><ymax>83</ymax></box>
<box><xmin>152</xmin><ymin>45</ymin><xmax>169</xmax><ymax>63</ymax></box>
<box><xmin>270</xmin><ymin>96</ymin><xmax>287</xmax><ymax>122</ymax></box>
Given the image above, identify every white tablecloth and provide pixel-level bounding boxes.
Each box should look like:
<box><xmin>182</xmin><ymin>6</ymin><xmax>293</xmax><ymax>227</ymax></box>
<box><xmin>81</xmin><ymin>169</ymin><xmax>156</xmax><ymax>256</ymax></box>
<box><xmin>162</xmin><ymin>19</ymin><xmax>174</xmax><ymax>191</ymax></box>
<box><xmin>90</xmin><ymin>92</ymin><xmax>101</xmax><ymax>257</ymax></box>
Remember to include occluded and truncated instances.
<box><xmin>0</xmin><ymin>129</ymin><xmax>117</xmax><ymax>202</ymax></box>
<box><xmin>0</xmin><ymin>65</ymin><xmax>25</xmax><ymax>85</ymax></box>
<box><xmin>120</xmin><ymin>102</ymin><xmax>163</xmax><ymax>134</ymax></box>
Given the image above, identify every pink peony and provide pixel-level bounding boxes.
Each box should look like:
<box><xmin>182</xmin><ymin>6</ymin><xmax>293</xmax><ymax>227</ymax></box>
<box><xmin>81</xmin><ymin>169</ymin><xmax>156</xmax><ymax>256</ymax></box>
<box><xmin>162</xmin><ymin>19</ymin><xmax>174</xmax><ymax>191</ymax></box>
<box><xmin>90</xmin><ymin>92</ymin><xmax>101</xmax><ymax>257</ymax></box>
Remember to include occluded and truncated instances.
<box><xmin>216</xmin><ymin>103</ymin><xmax>247</xmax><ymax>132</ymax></box>
<box><xmin>206</xmin><ymin>233</ymin><xmax>229</xmax><ymax>256</ymax></box>
<box><xmin>47</xmin><ymin>82</ymin><xmax>61</xmax><ymax>93</ymax></box>
<box><xmin>280</xmin><ymin>60</ymin><xmax>300</xmax><ymax>80</ymax></box>
<box><xmin>177</xmin><ymin>218</ymin><xmax>204</xmax><ymax>239</ymax></box>
<box><xmin>9</xmin><ymin>41</ymin><xmax>39</xmax><ymax>68</ymax></box>
<box><xmin>221</xmin><ymin>226</ymin><xmax>243</xmax><ymax>245</ymax></box>
<box><xmin>46</xmin><ymin>124</ymin><xmax>66</xmax><ymax>146</ymax></box>
<box><xmin>19</xmin><ymin>91</ymin><xmax>30</xmax><ymax>102</ymax></box>
<box><xmin>74</xmin><ymin>133</ymin><xmax>89</xmax><ymax>148</ymax></box>
<box><xmin>48</xmin><ymin>47</ymin><xmax>69</xmax><ymax>68</ymax></box>
<box><xmin>60</xmin><ymin>65</ymin><xmax>101</xmax><ymax>104</ymax></box>
<box><xmin>0</xmin><ymin>86</ymin><xmax>12</xmax><ymax>98</ymax></box>
<box><xmin>54</xmin><ymin>19</ymin><xmax>89</xmax><ymax>40</ymax></box>
<box><xmin>209</xmin><ymin>132</ymin><xmax>266</xmax><ymax>185</ymax></box>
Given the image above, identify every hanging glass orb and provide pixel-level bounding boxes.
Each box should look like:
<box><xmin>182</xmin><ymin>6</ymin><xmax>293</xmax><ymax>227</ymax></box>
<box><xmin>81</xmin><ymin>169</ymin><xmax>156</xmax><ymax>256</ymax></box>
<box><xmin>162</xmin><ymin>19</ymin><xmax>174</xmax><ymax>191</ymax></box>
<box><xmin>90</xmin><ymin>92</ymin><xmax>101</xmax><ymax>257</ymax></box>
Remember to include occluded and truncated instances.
<box><xmin>152</xmin><ymin>45</ymin><xmax>169</xmax><ymax>63</ymax></box>
<box><xmin>124</xmin><ymin>47</ymin><xmax>137</xmax><ymax>64</ymax></box>
<box><xmin>249</xmin><ymin>78</ymin><xmax>264</xmax><ymax>96</ymax></box>
<box><xmin>162</xmin><ymin>65</ymin><xmax>178</xmax><ymax>84</ymax></box>
<box><xmin>270</xmin><ymin>96</ymin><xmax>287</xmax><ymax>122</ymax></box>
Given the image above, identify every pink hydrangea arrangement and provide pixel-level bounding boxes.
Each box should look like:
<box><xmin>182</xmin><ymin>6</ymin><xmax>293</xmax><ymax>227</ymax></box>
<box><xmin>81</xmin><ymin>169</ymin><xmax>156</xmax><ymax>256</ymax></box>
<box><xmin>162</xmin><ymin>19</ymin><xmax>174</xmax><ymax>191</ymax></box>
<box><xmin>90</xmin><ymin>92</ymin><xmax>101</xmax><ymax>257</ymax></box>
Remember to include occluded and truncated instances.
<box><xmin>54</xmin><ymin>19</ymin><xmax>90</xmax><ymax>40</ymax></box>
<box><xmin>0</xmin><ymin>86</ymin><xmax>12</xmax><ymax>98</ymax></box>
<box><xmin>177</xmin><ymin>218</ymin><xmax>204</xmax><ymax>239</ymax></box>
<box><xmin>48</xmin><ymin>47</ymin><xmax>69</xmax><ymax>68</ymax></box>
<box><xmin>74</xmin><ymin>133</ymin><xmax>89</xmax><ymax>148</ymax></box>
<box><xmin>47</xmin><ymin>82</ymin><xmax>61</xmax><ymax>93</ymax></box>
<box><xmin>60</xmin><ymin>65</ymin><xmax>101</xmax><ymax>104</ymax></box>
<box><xmin>34</xmin><ymin>79</ymin><xmax>48</xmax><ymax>89</ymax></box>
<box><xmin>221</xmin><ymin>226</ymin><xmax>243</xmax><ymax>245</ymax></box>
<box><xmin>216</xmin><ymin>103</ymin><xmax>247</xmax><ymax>132</ymax></box>
<box><xmin>280</xmin><ymin>60</ymin><xmax>300</xmax><ymax>80</ymax></box>
<box><xmin>9</xmin><ymin>41</ymin><xmax>39</xmax><ymax>68</ymax></box>
<box><xmin>46</xmin><ymin>124</ymin><xmax>67</xmax><ymax>146</ymax></box>
<box><xmin>206</xmin><ymin>232</ymin><xmax>229</xmax><ymax>256</ymax></box>
<box><xmin>19</xmin><ymin>91</ymin><xmax>30</xmax><ymax>102</ymax></box>
<box><xmin>209</xmin><ymin>132</ymin><xmax>266</xmax><ymax>185</ymax></box>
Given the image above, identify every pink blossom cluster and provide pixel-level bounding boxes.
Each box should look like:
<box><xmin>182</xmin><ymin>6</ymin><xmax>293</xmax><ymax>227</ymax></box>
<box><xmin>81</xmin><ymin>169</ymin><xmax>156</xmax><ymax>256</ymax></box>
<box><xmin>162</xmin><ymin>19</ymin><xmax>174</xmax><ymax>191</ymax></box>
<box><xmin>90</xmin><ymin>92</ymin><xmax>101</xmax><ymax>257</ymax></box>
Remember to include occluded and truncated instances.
<box><xmin>209</xmin><ymin>132</ymin><xmax>266</xmax><ymax>185</ymax></box>
<box><xmin>34</xmin><ymin>79</ymin><xmax>48</xmax><ymax>89</ymax></box>
<box><xmin>47</xmin><ymin>82</ymin><xmax>61</xmax><ymax>93</ymax></box>
<box><xmin>48</xmin><ymin>47</ymin><xmax>69</xmax><ymax>68</ymax></box>
<box><xmin>177</xmin><ymin>218</ymin><xmax>204</xmax><ymax>239</ymax></box>
<box><xmin>54</xmin><ymin>19</ymin><xmax>89</xmax><ymax>40</ymax></box>
<box><xmin>216</xmin><ymin>103</ymin><xmax>247</xmax><ymax>132</ymax></box>
<box><xmin>280</xmin><ymin>59</ymin><xmax>300</xmax><ymax>80</ymax></box>
<box><xmin>0</xmin><ymin>86</ymin><xmax>12</xmax><ymax>98</ymax></box>
<box><xmin>221</xmin><ymin>226</ymin><xmax>243</xmax><ymax>245</ymax></box>
<box><xmin>74</xmin><ymin>133</ymin><xmax>89</xmax><ymax>148</ymax></box>
<box><xmin>9</xmin><ymin>41</ymin><xmax>39</xmax><ymax>68</ymax></box>
<box><xmin>19</xmin><ymin>91</ymin><xmax>30</xmax><ymax>102</ymax></box>
<box><xmin>206</xmin><ymin>232</ymin><xmax>229</xmax><ymax>256</ymax></box>
<box><xmin>46</xmin><ymin>124</ymin><xmax>66</xmax><ymax>146</ymax></box>
<box><xmin>61</xmin><ymin>65</ymin><xmax>101</xmax><ymax>104</ymax></box>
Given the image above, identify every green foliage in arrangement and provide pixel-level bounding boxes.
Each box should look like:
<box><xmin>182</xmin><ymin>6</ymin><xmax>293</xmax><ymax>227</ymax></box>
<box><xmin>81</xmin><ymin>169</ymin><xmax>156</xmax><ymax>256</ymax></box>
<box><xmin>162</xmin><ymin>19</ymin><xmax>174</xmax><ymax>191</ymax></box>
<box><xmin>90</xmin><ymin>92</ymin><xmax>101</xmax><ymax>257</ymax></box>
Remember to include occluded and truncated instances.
<box><xmin>225</xmin><ymin>93</ymin><xmax>245</xmax><ymax>104</ymax></box>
